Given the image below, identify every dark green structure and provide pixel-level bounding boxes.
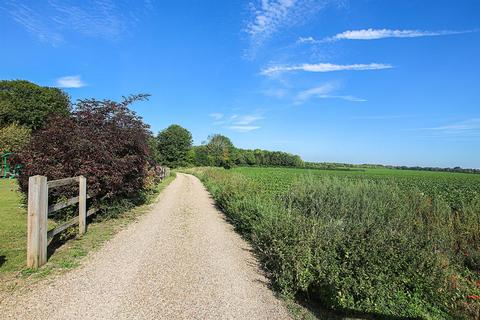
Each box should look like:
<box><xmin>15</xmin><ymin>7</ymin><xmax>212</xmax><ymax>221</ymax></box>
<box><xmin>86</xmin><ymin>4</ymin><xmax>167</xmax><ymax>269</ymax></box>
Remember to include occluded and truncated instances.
<box><xmin>1</xmin><ymin>152</ymin><xmax>21</xmax><ymax>179</ymax></box>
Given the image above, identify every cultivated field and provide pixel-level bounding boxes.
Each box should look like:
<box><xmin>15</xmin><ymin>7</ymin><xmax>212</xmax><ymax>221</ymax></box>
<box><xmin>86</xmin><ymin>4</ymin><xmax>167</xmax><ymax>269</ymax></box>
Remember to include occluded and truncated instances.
<box><xmin>188</xmin><ymin>166</ymin><xmax>480</xmax><ymax>319</ymax></box>
<box><xmin>232</xmin><ymin>166</ymin><xmax>480</xmax><ymax>208</ymax></box>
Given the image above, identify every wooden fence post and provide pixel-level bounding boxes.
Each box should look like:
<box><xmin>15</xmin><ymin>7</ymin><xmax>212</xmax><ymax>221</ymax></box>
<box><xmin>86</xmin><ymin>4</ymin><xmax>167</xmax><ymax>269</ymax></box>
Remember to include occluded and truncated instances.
<box><xmin>27</xmin><ymin>175</ymin><xmax>48</xmax><ymax>268</ymax></box>
<box><xmin>78</xmin><ymin>176</ymin><xmax>87</xmax><ymax>235</ymax></box>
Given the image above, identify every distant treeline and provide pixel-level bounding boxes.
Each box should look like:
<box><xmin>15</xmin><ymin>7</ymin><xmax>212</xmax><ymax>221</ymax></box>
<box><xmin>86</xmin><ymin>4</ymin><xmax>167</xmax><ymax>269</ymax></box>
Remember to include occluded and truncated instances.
<box><xmin>304</xmin><ymin>161</ymin><xmax>480</xmax><ymax>174</ymax></box>
<box><xmin>150</xmin><ymin>129</ymin><xmax>303</xmax><ymax>169</ymax></box>
<box><xmin>191</xmin><ymin>143</ymin><xmax>303</xmax><ymax>168</ymax></box>
<box><xmin>384</xmin><ymin>165</ymin><xmax>480</xmax><ymax>174</ymax></box>
<box><xmin>151</xmin><ymin>124</ymin><xmax>478</xmax><ymax>173</ymax></box>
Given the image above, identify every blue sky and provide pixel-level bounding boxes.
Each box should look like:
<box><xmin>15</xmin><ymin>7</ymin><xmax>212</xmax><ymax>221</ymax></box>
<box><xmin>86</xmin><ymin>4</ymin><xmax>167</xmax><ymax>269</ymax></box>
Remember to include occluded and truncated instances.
<box><xmin>1</xmin><ymin>0</ymin><xmax>479</xmax><ymax>168</ymax></box>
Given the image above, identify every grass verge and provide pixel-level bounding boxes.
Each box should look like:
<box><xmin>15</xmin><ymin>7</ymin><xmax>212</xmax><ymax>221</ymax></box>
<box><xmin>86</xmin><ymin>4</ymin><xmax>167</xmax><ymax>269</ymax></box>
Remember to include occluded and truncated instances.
<box><xmin>0</xmin><ymin>179</ymin><xmax>26</xmax><ymax>273</ymax></box>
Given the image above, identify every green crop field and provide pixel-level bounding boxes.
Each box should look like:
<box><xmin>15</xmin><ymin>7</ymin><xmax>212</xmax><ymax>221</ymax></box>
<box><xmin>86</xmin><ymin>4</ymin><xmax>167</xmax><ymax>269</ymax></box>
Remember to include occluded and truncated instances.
<box><xmin>231</xmin><ymin>166</ymin><xmax>480</xmax><ymax>208</ymax></box>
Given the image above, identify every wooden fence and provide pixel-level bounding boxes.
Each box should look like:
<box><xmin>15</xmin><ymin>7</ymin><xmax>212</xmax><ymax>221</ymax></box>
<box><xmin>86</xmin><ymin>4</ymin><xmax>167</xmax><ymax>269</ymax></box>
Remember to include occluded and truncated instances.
<box><xmin>27</xmin><ymin>175</ymin><xmax>97</xmax><ymax>268</ymax></box>
<box><xmin>27</xmin><ymin>168</ymin><xmax>170</xmax><ymax>269</ymax></box>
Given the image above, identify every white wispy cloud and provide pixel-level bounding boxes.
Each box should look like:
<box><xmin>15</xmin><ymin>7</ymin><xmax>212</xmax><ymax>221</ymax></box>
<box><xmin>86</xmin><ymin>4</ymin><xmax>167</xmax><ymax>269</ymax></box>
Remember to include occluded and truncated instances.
<box><xmin>353</xmin><ymin>114</ymin><xmax>416</xmax><ymax>120</ymax></box>
<box><xmin>297</xmin><ymin>36</ymin><xmax>317</xmax><ymax>44</ymax></box>
<box><xmin>295</xmin><ymin>83</ymin><xmax>334</xmax><ymax>104</ymax></box>
<box><xmin>261</xmin><ymin>62</ymin><xmax>393</xmax><ymax>76</ymax></box>
<box><xmin>244</xmin><ymin>0</ymin><xmax>331</xmax><ymax>56</ymax></box>
<box><xmin>211</xmin><ymin>112</ymin><xmax>264</xmax><ymax>132</ymax></box>
<box><xmin>423</xmin><ymin>119</ymin><xmax>480</xmax><ymax>136</ymax></box>
<box><xmin>1</xmin><ymin>0</ymin><xmax>151</xmax><ymax>45</ymax></box>
<box><xmin>294</xmin><ymin>83</ymin><xmax>366</xmax><ymax>105</ymax></box>
<box><xmin>300</xmin><ymin>28</ymin><xmax>477</xmax><ymax>44</ymax></box>
<box><xmin>226</xmin><ymin>125</ymin><xmax>261</xmax><ymax>132</ymax></box>
<box><xmin>56</xmin><ymin>75</ymin><xmax>86</xmax><ymax>88</ymax></box>
<box><xmin>231</xmin><ymin>114</ymin><xmax>264</xmax><ymax>125</ymax></box>
<box><xmin>209</xmin><ymin>113</ymin><xmax>224</xmax><ymax>120</ymax></box>
<box><xmin>262</xmin><ymin>88</ymin><xmax>287</xmax><ymax>98</ymax></box>
<box><xmin>49</xmin><ymin>0</ymin><xmax>124</xmax><ymax>39</ymax></box>
<box><xmin>2</xmin><ymin>3</ymin><xmax>64</xmax><ymax>45</ymax></box>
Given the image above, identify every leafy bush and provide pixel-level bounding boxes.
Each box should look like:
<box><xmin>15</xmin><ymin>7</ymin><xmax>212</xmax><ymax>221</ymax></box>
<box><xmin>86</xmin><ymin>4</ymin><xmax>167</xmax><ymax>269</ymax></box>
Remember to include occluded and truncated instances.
<box><xmin>18</xmin><ymin>94</ymin><xmax>151</xmax><ymax>203</ymax></box>
<box><xmin>0</xmin><ymin>80</ymin><xmax>71</xmax><ymax>130</ymax></box>
<box><xmin>188</xmin><ymin>167</ymin><xmax>480</xmax><ymax>319</ymax></box>
<box><xmin>0</xmin><ymin>122</ymin><xmax>31</xmax><ymax>153</ymax></box>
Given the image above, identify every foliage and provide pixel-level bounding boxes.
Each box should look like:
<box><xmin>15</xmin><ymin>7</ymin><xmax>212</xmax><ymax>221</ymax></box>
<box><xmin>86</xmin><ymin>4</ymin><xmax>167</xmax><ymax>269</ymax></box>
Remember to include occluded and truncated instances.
<box><xmin>0</xmin><ymin>122</ymin><xmax>31</xmax><ymax>153</ymax></box>
<box><xmin>18</xmin><ymin>94</ymin><xmax>151</xmax><ymax>203</ymax></box>
<box><xmin>235</xmin><ymin>148</ymin><xmax>303</xmax><ymax>167</ymax></box>
<box><xmin>156</xmin><ymin>124</ymin><xmax>192</xmax><ymax>168</ymax></box>
<box><xmin>188</xmin><ymin>134</ymin><xmax>304</xmax><ymax>169</ymax></box>
<box><xmin>205</xmin><ymin>134</ymin><xmax>235</xmax><ymax>168</ymax></box>
<box><xmin>0</xmin><ymin>80</ymin><xmax>71</xmax><ymax>130</ymax></box>
<box><xmin>191</xmin><ymin>145</ymin><xmax>213</xmax><ymax>166</ymax></box>
<box><xmin>187</xmin><ymin>167</ymin><xmax>480</xmax><ymax>319</ymax></box>
<box><xmin>147</xmin><ymin>135</ymin><xmax>162</xmax><ymax>165</ymax></box>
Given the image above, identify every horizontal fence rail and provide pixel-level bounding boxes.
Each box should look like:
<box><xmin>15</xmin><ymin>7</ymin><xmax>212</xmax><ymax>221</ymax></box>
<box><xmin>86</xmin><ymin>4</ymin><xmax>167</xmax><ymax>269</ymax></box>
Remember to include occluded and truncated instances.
<box><xmin>48</xmin><ymin>194</ymin><xmax>93</xmax><ymax>215</ymax></box>
<box><xmin>47</xmin><ymin>176</ymin><xmax>80</xmax><ymax>188</ymax></box>
<box><xmin>27</xmin><ymin>175</ymin><xmax>97</xmax><ymax>268</ymax></box>
<box><xmin>47</xmin><ymin>208</ymin><xmax>98</xmax><ymax>240</ymax></box>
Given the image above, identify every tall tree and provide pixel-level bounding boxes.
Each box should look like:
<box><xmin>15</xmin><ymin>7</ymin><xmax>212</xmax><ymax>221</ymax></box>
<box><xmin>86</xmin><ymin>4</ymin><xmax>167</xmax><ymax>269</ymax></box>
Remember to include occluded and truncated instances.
<box><xmin>157</xmin><ymin>124</ymin><xmax>193</xmax><ymax>168</ymax></box>
<box><xmin>0</xmin><ymin>80</ymin><xmax>71</xmax><ymax>130</ymax></box>
<box><xmin>206</xmin><ymin>134</ymin><xmax>235</xmax><ymax>168</ymax></box>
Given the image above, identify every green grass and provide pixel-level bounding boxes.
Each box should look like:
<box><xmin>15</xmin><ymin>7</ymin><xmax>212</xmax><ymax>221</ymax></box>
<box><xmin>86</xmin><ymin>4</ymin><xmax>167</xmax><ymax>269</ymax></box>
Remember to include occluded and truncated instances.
<box><xmin>0</xmin><ymin>179</ymin><xmax>27</xmax><ymax>273</ymax></box>
<box><xmin>0</xmin><ymin>173</ymin><xmax>176</xmax><ymax>292</ymax></box>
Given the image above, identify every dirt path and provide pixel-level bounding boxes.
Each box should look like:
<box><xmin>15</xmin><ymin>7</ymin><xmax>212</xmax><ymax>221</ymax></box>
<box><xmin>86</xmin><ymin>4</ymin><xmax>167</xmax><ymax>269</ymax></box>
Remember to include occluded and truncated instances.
<box><xmin>0</xmin><ymin>173</ymin><xmax>290</xmax><ymax>320</ymax></box>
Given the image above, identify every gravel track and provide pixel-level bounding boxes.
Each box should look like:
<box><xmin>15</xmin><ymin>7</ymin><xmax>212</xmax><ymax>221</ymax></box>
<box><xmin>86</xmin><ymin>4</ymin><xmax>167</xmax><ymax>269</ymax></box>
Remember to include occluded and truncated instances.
<box><xmin>0</xmin><ymin>173</ymin><xmax>290</xmax><ymax>320</ymax></box>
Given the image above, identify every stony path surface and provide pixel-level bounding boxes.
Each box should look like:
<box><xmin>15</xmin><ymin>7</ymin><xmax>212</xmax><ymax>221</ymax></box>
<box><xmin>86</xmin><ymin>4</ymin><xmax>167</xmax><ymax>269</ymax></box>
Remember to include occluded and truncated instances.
<box><xmin>0</xmin><ymin>173</ymin><xmax>290</xmax><ymax>320</ymax></box>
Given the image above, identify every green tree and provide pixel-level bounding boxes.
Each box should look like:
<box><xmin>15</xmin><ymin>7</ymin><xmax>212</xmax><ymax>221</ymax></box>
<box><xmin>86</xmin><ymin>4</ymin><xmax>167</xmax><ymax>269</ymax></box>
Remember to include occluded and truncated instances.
<box><xmin>157</xmin><ymin>124</ymin><xmax>193</xmax><ymax>168</ymax></box>
<box><xmin>0</xmin><ymin>80</ymin><xmax>71</xmax><ymax>130</ymax></box>
<box><xmin>193</xmin><ymin>145</ymin><xmax>213</xmax><ymax>166</ymax></box>
<box><xmin>147</xmin><ymin>135</ymin><xmax>162</xmax><ymax>165</ymax></box>
<box><xmin>186</xmin><ymin>148</ymin><xmax>196</xmax><ymax>166</ymax></box>
<box><xmin>0</xmin><ymin>122</ymin><xmax>31</xmax><ymax>153</ymax></box>
<box><xmin>206</xmin><ymin>134</ymin><xmax>235</xmax><ymax>168</ymax></box>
